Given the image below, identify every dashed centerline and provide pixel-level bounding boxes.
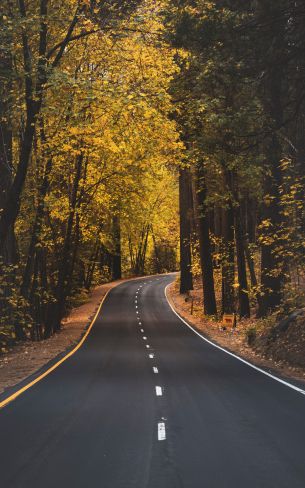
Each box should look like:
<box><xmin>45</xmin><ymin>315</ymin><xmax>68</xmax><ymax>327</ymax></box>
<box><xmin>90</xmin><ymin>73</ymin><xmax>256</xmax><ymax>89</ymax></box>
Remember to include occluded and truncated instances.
<box><xmin>135</xmin><ymin>279</ymin><xmax>167</xmax><ymax>443</ymax></box>
<box><xmin>155</xmin><ymin>386</ymin><xmax>163</xmax><ymax>396</ymax></box>
<box><xmin>158</xmin><ymin>422</ymin><xmax>166</xmax><ymax>441</ymax></box>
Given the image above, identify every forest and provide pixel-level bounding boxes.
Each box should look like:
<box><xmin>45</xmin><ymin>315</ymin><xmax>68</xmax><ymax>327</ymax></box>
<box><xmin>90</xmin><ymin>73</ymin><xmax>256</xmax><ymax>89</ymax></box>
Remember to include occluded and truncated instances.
<box><xmin>0</xmin><ymin>0</ymin><xmax>304</xmax><ymax>349</ymax></box>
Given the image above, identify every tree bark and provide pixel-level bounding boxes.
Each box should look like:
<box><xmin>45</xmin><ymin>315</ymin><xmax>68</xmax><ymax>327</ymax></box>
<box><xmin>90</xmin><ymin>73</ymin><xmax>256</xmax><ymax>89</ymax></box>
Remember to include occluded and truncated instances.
<box><xmin>179</xmin><ymin>167</ymin><xmax>193</xmax><ymax>293</ymax></box>
<box><xmin>112</xmin><ymin>214</ymin><xmax>122</xmax><ymax>280</ymax></box>
<box><xmin>235</xmin><ymin>205</ymin><xmax>251</xmax><ymax>318</ymax></box>
<box><xmin>221</xmin><ymin>204</ymin><xmax>235</xmax><ymax>315</ymax></box>
<box><xmin>256</xmin><ymin>0</ymin><xmax>287</xmax><ymax>317</ymax></box>
<box><xmin>45</xmin><ymin>153</ymin><xmax>83</xmax><ymax>337</ymax></box>
<box><xmin>195</xmin><ymin>163</ymin><xmax>217</xmax><ymax>315</ymax></box>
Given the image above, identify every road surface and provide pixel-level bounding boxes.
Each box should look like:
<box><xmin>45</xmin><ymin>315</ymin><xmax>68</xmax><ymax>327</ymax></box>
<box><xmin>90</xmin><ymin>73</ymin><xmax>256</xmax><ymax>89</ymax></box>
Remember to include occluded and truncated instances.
<box><xmin>1</xmin><ymin>275</ymin><xmax>305</xmax><ymax>487</ymax></box>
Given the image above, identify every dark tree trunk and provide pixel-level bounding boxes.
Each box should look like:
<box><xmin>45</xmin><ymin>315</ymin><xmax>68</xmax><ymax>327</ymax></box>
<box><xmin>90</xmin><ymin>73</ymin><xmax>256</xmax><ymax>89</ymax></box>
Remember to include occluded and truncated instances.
<box><xmin>258</xmin><ymin>157</ymin><xmax>285</xmax><ymax>317</ymax></box>
<box><xmin>230</xmin><ymin>172</ymin><xmax>251</xmax><ymax>318</ymax></box>
<box><xmin>151</xmin><ymin>228</ymin><xmax>162</xmax><ymax>274</ymax></box>
<box><xmin>0</xmin><ymin>28</ymin><xmax>18</xmax><ymax>265</ymax></box>
<box><xmin>112</xmin><ymin>215</ymin><xmax>122</xmax><ymax>280</ymax></box>
<box><xmin>235</xmin><ymin>205</ymin><xmax>250</xmax><ymax>318</ymax></box>
<box><xmin>196</xmin><ymin>163</ymin><xmax>217</xmax><ymax>315</ymax></box>
<box><xmin>85</xmin><ymin>241</ymin><xmax>101</xmax><ymax>290</ymax></box>
<box><xmin>256</xmin><ymin>1</ymin><xmax>287</xmax><ymax>317</ymax></box>
<box><xmin>45</xmin><ymin>153</ymin><xmax>83</xmax><ymax>337</ymax></box>
<box><xmin>179</xmin><ymin>167</ymin><xmax>193</xmax><ymax>293</ymax></box>
<box><xmin>221</xmin><ymin>204</ymin><xmax>235</xmax><ymax>315</ymax></box>
<box><xmin>21</xmin><ymin>158</ymin><xmax>52</xmax><ymax>298</ymax></box>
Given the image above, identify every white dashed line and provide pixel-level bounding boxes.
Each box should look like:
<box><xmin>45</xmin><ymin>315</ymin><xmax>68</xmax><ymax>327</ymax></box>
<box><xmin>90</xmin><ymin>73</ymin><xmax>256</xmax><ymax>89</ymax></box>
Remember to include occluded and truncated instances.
<box><xmin>158</xmin><ymin>422</ymin><xmax>166</xmax><ymax>441</ymax></box>
<box><xmin>153</xmin><ymin>367</ymin><xmax>159</xmax><ymax>374</ymax></box>
<box><xmin>143</xmin><ymin>336</ymin><xmax>147</xmax><ymax>340</ymax></box>
<box><xmin>155</xmin><ymin>386</ymin><xmax>162</xmax><ymax>396</ymax></box>
<box><xmin>149</xmin><ymin>353</ymin><xmax>154</xmax><ymax>359</ymax></box>
<box><xmin>146</xmin><ymin>344</ymin><xmax>150</xmax><ymax>349</ymax></box>
<box><xmin>140</xmin><ymin>329</ymin><xmax>144</xmax><ymax>333</ymax></box>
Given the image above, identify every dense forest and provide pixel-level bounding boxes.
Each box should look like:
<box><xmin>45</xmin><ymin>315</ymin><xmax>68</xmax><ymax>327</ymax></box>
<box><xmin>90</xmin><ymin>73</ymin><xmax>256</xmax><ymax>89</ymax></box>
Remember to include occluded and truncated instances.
<box><xmin>0</xmin><ymin>0</ymin><xmax>304</xmax><ymax>349</ymax></box>
<box><xmin>0</xmin><ymin>0</ymin><xmax>181</xmax><ymax>345</ymax></box>
<box><xmin>172</xmin><ymin>0</ymin><xmax>305</xmax><ymax>322</ymax></box>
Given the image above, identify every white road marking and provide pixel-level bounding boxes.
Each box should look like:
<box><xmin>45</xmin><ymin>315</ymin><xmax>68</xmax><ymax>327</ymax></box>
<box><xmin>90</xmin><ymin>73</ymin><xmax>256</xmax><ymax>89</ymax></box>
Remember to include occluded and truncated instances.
<box><xmin>155</xmin><ymin>386</ymin><xmax>162</xmax><ymax>396</ymax></box>
<box><xmin>153</xmin><ymin>367</ymin><xmax>159</xmax><ymax>374</ymax></box>
<box><xmin>164</xmin><ymin>284</ymin><xmax>305</xmax><ymax>397</ymax></box>
<box><xmin>140</xmin><ymin>329</ymin><xmax>144</xmax><ymax>333</ymax></box>
<box><xmin>146</xmin><ymin>344</ymin><xmax>150</xmax><ymax>349</ymax></box>
<box><xmin>149</xmin><ymin>353</ymin><xmax>154</xmax><ymax>359</ymax></box>
<box><xmin>158</xmin><ymin>422</ymin><xmax>166</xmax><ymax>441</ymax></box>
<box><xmin>143</xmin><ymin>336</ymin><xmax>147</xmax><ymax>340</ymax></box>
<box><xmin>135</xmin><ymin>305</ymin><xmax>138</xmax><ymax>309</ymax></box>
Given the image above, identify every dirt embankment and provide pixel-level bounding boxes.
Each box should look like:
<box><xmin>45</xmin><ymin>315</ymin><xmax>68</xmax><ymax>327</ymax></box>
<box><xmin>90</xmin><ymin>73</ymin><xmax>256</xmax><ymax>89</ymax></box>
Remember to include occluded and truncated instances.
<box><xmin>167</xmin><ymin>280</ymin><xmax>305</xmax><ymax>384</ymax></box>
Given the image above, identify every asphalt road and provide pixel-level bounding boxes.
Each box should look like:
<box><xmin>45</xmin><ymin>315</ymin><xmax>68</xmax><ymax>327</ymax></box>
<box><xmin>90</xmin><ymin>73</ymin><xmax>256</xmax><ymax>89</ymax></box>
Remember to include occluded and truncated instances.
<box><xmin>1</xmin><ymin>274</ymin><xmax>305</xmax><ymax>488</ymax></box>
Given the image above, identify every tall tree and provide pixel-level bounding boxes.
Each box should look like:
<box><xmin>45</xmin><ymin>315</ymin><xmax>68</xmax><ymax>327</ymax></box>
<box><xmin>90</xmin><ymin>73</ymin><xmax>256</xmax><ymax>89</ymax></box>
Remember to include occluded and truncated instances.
<box><xmin>179</xmin><ymin>167</ymin><xmax>193</xmax><ymax>293</ymax></box>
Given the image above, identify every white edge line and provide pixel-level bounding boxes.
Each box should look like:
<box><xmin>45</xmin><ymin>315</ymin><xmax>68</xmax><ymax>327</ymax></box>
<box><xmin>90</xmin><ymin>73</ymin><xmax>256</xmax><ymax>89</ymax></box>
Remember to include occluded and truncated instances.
<box><xmin>164</xmin><ymin>284</ymin><xmax>305</xmax><ymax>396</ymax></box>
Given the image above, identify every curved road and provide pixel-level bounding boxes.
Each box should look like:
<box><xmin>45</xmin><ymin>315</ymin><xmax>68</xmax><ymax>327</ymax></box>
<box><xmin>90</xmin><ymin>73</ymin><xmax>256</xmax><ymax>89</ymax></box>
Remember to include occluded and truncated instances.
<box><xmin>1</xmin><ymin>275</ymin><xmax>305</xmax><ymax>487</ymax></box>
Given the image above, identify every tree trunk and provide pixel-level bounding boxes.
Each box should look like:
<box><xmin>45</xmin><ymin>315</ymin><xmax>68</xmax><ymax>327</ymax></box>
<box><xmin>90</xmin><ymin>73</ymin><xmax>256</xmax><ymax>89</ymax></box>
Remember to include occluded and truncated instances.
<box><xmin>179</xmin><ymin>167</ymin><xmax>193</xmax><ymax>293</ymax></box>
<box><xmin>0</xmin><ymin>26</ymin><xmax>18</xmax><ymax>265</ymax></box>
<box><xmin>45</xmin><ymin>153</ymin><xmax>83</xmax><ymax>337</ymax></box>
<box><xmin>256</xmin><ymin>0</ymin><xmax>287</xmax><ymax>317</ymax></box>
<box><xmin>195</xmin><ymin>163</ymin><xmax>217</xmax><ymax>315</ymax></box>
<box><xmin>21</xmin><ymin>158</ymin><xmax>52</xmax><ymax>298</ymax></box>
<box><xmin>235</xmin><ymin>205</ymin><xmax>250</xmax><ymax>318</ymax></box>
<box><xmin>112</xmin><ymin>214</ymin><xmax>122</xmax><ymax>280</ymax></box>
<box><xmin>221</xmin><ymin>204</ymin><xmax>235</xmax><ymax>315</ymax></box>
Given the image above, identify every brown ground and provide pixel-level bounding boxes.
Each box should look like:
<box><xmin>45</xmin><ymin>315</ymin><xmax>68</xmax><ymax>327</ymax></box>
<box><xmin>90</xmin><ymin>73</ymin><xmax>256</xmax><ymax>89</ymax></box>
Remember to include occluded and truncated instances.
<box><xmin>0</xmin><ymin>280</ymin><xmax>125</xmax><ymax>396</ymax></box>
<box><xmin>167</xmin><ymin>280</ymin><xmax>305</xmax><ymax>385</ymax></box>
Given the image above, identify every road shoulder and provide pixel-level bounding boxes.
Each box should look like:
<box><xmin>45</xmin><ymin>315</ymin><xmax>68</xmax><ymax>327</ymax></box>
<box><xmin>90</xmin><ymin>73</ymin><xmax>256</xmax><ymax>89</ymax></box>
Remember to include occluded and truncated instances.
<box><xmin>0</xmin><ymin>280</ymin><xmax>126</xmax><ymax>397</ymax></box>
<box><xmin>167</xmin><ymin>281</ymin><xmax>305</xmax><ymax>387</ymax></box>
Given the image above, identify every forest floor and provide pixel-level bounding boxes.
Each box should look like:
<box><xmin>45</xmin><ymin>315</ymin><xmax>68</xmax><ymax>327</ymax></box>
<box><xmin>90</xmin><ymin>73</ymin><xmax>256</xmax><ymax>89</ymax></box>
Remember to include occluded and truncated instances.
<box><xmin>168</xmin><ymin>279</ymin><xmax>305</xmax><ymax>385</ymax></box>
<box><xmin>0</xmin><ymin>280</ymin><xmax>127</xmax><ymax>396</ymax></box>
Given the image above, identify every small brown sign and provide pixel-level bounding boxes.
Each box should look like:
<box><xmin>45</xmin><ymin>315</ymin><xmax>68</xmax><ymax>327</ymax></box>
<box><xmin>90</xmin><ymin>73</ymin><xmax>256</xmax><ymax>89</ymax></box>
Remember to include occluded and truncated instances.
<box><xmin>222</xmin><ymin>314</ymin><xmax>236</xmax><ymax>329</ymax></box>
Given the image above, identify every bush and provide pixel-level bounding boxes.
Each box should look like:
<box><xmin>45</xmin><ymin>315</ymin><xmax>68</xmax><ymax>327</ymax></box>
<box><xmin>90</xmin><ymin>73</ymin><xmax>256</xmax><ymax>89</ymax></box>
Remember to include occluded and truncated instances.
<box><xmin>246</xmin><ymin>327</ymin><xmax>257</xmax><ymax>346</ymax></box>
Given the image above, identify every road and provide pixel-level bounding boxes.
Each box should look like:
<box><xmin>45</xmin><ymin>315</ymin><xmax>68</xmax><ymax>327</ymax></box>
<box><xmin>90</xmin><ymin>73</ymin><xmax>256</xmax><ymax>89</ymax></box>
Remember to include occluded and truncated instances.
<box><xmin>1</xmin><ymin>274</ymin><xmax>305</xmax><ymax>488</ymax></box>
